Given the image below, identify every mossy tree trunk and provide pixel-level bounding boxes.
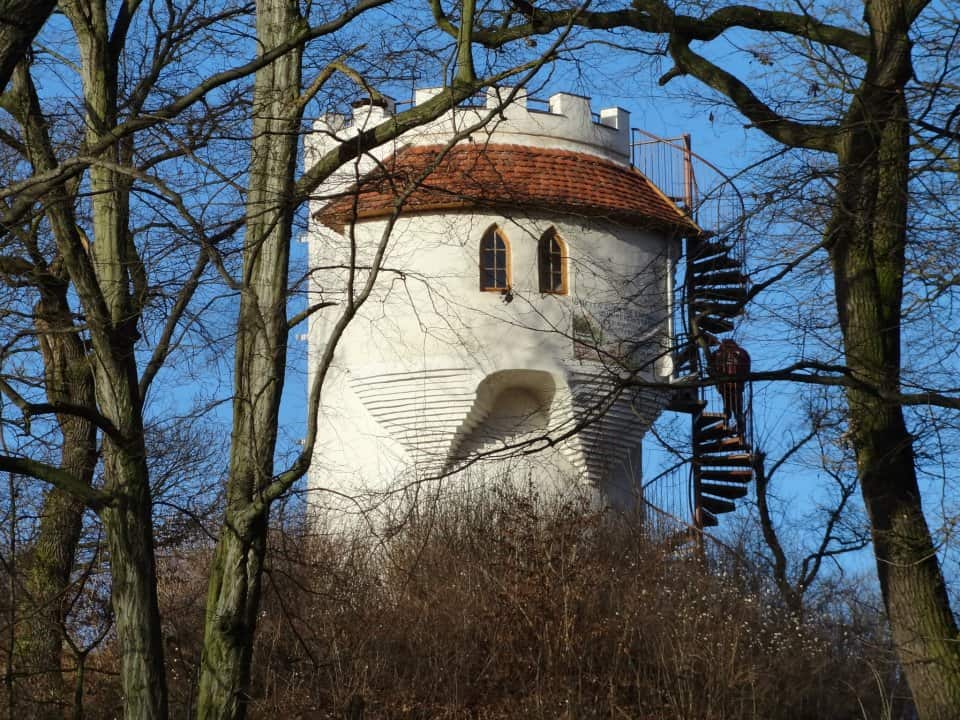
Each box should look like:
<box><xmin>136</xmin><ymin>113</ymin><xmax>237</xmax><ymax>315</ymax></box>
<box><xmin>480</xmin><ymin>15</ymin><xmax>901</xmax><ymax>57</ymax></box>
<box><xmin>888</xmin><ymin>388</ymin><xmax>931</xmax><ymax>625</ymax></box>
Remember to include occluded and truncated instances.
<box><xmin>196</xmin><ymin>2</ymin><xmax>303</xmax><ymax>717</ymax></box>
<box><xmin>827</xmin><ymin>16</ymin><xmax>960</xmax><ymax>713</ymax></box>
<box><xmin>194</xmin><ymin>1</ymin><xmax>503</xmax><ymax>714</ymax></box>
<box><xmin>59</xmin><ymin>2</ymin><xmax>168</xmax><ymax>717</ymax></box>
<box><xmin>5</xmin><ymin>60</ymin><xmax>99</xmax><ymax>715</ymax></box>
<box><xmin>18</xmin><ymin>289</ymin><xmax>97</xmax><ymax>713</ymax></box>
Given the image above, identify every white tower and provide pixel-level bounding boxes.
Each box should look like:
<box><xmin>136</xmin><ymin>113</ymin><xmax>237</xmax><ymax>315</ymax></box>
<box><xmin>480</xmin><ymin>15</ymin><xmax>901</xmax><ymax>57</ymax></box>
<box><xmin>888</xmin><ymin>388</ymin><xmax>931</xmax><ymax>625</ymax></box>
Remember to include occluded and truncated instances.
<box><xmin>305</xmin><ymin>88</ymin><xmax>696</xmax><ymax>523</ymax></box>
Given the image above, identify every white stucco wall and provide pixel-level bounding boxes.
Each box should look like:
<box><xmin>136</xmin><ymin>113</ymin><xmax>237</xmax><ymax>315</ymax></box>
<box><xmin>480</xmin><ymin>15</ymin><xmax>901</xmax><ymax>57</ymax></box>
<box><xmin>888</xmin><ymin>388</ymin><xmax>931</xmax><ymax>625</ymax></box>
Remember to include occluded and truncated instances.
<box><xmin>305</xmin><ymin>89</ymin><xmax>680</xmax><ymax>526</ymax></box>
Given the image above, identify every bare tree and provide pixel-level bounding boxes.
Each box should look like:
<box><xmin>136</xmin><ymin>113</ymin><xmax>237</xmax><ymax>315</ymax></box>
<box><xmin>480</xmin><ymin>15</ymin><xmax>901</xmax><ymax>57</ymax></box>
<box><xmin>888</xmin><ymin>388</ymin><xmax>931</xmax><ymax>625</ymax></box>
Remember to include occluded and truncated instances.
<box><xmin>750</xmin><ymin>399</ymin><xmax>870</xmax><ymax>619</ymax></box>
<box><xmin>0</xmin><ymin>59</ymin><xmax>99</xmax><ymax>714</ymax></box>
<box><xmin>428</xmin><ymin>1</ymin><xmax>960</xmax><ymax>714</ymax></box>
<box><xmin>0</xmin><ymin>1</ymin><xmax>570</xmax><ymax>717</ymax></box>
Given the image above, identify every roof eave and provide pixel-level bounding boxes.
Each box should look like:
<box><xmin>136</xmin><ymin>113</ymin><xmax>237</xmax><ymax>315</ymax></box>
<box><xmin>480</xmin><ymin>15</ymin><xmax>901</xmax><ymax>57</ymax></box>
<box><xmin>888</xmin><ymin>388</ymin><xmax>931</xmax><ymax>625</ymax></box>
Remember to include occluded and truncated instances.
<box><xmin>318</xmin><ymin>200</ymin><xmax>699</xmax><ymax>236</ymax></box>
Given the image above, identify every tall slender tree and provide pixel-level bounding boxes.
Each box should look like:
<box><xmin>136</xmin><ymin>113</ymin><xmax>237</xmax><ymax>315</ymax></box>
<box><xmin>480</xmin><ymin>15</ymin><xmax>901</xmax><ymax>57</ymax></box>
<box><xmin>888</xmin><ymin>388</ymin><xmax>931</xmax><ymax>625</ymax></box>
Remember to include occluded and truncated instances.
<box><xmin>0</xmin><ymin>60</ymin><xmax>99</xmax><ymax>713</ymax></box>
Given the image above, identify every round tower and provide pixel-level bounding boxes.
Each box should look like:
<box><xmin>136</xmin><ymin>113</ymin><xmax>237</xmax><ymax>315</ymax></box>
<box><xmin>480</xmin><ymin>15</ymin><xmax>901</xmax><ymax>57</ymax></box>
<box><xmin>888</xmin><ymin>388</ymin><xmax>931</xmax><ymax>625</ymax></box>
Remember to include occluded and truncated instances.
<box><xmin>305</xmin><ymin>87</ymin><xmax>695</xmax><ymax>522</ymax></box>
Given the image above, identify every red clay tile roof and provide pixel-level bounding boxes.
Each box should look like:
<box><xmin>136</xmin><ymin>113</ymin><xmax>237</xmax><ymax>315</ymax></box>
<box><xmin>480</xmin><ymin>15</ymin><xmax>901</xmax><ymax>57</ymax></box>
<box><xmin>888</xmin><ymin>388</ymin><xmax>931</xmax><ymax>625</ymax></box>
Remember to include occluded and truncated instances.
<box><xmin>316</xmin><ymin>143</ymin><xmax>697</xmax><ymax>233</ymax></box>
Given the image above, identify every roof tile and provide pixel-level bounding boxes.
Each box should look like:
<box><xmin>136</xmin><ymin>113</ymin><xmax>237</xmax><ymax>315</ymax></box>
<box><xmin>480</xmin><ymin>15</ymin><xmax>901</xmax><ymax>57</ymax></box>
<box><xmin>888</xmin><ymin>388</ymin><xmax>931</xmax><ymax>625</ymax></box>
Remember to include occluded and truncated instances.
<box><xmin>317</xmin><ymin>144</ymin><xmax>696</xmax><ymax>233</ymax></box>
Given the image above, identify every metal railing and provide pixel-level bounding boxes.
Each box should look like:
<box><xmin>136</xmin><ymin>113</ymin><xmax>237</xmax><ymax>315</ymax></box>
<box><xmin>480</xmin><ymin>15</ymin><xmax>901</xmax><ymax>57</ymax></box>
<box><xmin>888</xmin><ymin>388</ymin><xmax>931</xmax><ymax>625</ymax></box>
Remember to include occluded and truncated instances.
<box><xmin>630</xmin><ymin>127</ymin><xmax>747</xmax><ymax>263</ymax></box>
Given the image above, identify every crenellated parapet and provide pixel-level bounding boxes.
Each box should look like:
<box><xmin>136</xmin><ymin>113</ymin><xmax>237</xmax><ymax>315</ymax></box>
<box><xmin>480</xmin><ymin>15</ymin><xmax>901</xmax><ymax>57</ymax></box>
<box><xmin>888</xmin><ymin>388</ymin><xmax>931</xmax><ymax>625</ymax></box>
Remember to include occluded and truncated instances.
<box><xmin>307</xmin><ymin>86</ymin><xmax>632</xmax><ymax>165</ymax></box>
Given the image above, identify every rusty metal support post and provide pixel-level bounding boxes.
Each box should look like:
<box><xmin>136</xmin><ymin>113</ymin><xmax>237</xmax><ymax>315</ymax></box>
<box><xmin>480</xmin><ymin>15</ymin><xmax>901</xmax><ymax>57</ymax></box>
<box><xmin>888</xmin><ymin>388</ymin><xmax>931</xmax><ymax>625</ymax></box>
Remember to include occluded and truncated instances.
<box><xmin>682</xmin><ymin>133</ymin><xmax>694</xmax><ymax>212</ymax></box>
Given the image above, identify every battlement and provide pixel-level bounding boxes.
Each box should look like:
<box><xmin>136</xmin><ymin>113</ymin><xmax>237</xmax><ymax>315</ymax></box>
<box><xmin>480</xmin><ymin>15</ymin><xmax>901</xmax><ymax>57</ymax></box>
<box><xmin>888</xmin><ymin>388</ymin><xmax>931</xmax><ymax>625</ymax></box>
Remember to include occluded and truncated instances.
<box><xmin>306</xmin><ymin>87</ymin><xmax>632</xmax><ymax>172</ymax></box>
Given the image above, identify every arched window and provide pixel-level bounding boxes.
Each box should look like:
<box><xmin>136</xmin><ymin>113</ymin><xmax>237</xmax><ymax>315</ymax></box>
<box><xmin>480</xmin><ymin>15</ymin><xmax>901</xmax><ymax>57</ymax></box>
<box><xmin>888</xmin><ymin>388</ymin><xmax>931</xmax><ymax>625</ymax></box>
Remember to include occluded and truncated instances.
<box><xmin>480</xmin><ymin>226</ymin><xmax>510</xmax><ymax>291</ymax></box>
<box><xmin>538</xmin><ymin>228</ymin><xmax>567</xmax><ymax>294</ymax></box>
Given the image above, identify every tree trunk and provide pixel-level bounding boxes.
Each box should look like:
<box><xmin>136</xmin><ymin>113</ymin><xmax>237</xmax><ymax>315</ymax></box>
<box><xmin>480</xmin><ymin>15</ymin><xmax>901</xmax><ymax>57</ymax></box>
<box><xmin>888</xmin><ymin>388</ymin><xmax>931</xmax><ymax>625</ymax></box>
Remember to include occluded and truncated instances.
<box><xmin>99</xmin><ymin>452</ymin><xmax>167</xmax><ymax>720</ymax></box>
<box><xmin>196</xmin><ymin>2</ymin><xmax>303</xmax><ymax>717</ymax></box>
<box><xmin>60</xmin><ymin>2</ymin><xmax>169</xmax><ymax>716</ymax></box>
<box><xmin>14</xmin><ymin>289</ymin><xmax>98</xmax><ymax>714</ymax></box>
<box><xmin>5</xmin><ymin>61</ymin><xmax>98</xmax><ymax>716</ymax></box>
<box><xmin>828</xmin><ymin>17</ymin><xmax>960</xmax><ymax>712</ymax></box>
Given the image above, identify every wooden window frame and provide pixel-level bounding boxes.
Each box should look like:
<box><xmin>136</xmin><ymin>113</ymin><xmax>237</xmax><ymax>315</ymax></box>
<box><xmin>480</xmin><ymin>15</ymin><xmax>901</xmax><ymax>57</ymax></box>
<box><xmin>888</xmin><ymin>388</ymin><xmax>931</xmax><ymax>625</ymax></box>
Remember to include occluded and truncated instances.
<box><xmin>479</xmin><ymin>226</ymin><xmax>511</xmax><ymax>292</ymax></box>
<box><xmin>538</xmin><ymin>228</ymin><xmax>568</xmax><ymax>295</ymax></box>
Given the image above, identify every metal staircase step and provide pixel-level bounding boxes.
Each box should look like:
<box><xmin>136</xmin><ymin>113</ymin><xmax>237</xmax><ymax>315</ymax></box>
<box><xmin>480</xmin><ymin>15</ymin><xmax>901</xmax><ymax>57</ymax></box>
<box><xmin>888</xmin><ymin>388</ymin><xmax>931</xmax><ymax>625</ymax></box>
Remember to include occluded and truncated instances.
<box><xmin>690</xmin><ymin>241</ymin><xmax>734</xmax><ymax>262</ymax></box>
<box><xmin>696</xmin><ymin>316</ymin><xmax>735</xmax><ymax>334</ymax></box>
<box><xmin>699</xmin><ymin>468</ymin><xmax>753</xmax><ymax>483</ymax></box>
<box><xmin>690</xmin><ymin>255</ymin><xmax>741</xmax><ymax>273</ymax></box>
<box><xmin>700</xmin><ymin>482</ymin><xmax>749</xmax><ymax>500</ymax></box>
<box><xmin>691</xmin><ymin>269</ymin><xmax>747</xmax><ymax>286</ymax></box>
<box><xmin>696</xmin><ymin>425</ymin><xmax>736</xmax><ymax>443</ymax></box>
<box><xmin>697</xmin><ymin>453</ymin><xmax>754</xmax><ymax>467</ymax></box>
<box><xmin>701</xmin><ymin>496</ymin><xmax>737</xmax><ymax>515</ymax></box>
<box><xmin>697</xmin><ymin>287</ymin><xmax>748</xmax><ymax>303</ymax></box>
<box><xmin>699</xmin><ymin>508</ymin><xmax>719</xmax><ymax>527</ymax></box>
<box><xmin>695</xmin><ymin>412</ymin><xmax>727</xmax><ymax>429</ymax></box>
<box><xmin>697</xmin><ymin>437</ymin><xmax>750</xmax><ymax>453</ymax></box>
<box><xmin>692</xmin><ymin>301</ymin><xmax>743</xmax><ymax>318</ymax></box>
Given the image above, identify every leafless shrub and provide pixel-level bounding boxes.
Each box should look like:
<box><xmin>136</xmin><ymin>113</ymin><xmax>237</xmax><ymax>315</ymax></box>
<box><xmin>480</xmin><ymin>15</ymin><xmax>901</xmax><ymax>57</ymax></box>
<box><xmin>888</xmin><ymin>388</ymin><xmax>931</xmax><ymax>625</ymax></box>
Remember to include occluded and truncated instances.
<box><xmin>59</xmin><ymin>482</ymin><xmax>898</xmax><ymax>719</ymax></box>
<box><xmin>236</xmin><ymin>485</ymin><xmax>897</xmax><ymax>720</ymax></box>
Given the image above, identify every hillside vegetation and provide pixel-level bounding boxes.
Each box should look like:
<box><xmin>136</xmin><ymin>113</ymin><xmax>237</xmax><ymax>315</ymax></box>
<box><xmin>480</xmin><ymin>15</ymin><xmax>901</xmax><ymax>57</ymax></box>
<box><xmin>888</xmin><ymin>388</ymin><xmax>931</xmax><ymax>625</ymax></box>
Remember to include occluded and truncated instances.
<box><xmin>46</xmin><ymin>488</ymin><xmax>902</xmax><ymax>720</ymax></box>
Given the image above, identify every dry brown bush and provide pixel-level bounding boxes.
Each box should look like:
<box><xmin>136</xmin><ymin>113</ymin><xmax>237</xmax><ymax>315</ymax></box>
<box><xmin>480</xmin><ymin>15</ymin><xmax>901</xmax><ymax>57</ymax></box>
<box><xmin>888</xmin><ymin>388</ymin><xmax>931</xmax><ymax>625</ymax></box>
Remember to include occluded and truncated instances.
<box><xmin>60</xmin><ymin>486</ymin><xmax>899</xmax><ymax>719</ymax></box>
<box><xmin>244</xmin><ymin>488</ymin><xmax>897</xmax><ymax>720</ymax></box>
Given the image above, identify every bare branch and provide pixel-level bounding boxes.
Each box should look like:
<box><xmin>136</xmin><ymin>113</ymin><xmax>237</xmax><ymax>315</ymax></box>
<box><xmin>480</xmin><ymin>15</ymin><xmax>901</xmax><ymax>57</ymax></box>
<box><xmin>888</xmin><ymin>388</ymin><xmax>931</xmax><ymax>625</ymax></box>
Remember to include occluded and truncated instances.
<box><xmin>0</xmin><ymin>0</ymin><xmax>394</xmax><ymax>232</ymax></box>
<box><xmin>458</xmin><ymin>2</ymin><xmax>870</xmax><ymax>58</ymax></box>
<box><xmin>665</xmin><ymin>36</ymin><xmax>837</xmax><ymax>152</ymax></box>
<box><xmin>0</xmin><ymin>375</ymin><xmax>124</xmax><ymax>443</ymax></box>
<box><xmin>0</xmin><ymin>455</ymin><xmax>111</xmax><ymax>508</ymax></box>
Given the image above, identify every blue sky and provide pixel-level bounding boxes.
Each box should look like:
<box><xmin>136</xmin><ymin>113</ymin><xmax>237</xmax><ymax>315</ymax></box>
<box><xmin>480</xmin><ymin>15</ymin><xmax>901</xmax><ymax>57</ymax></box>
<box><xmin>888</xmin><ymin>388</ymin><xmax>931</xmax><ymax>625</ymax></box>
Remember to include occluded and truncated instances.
<box><xmin>12</xmin><ymin>1</ymin><xmax>954</xmax><ymax>602</ymax></box>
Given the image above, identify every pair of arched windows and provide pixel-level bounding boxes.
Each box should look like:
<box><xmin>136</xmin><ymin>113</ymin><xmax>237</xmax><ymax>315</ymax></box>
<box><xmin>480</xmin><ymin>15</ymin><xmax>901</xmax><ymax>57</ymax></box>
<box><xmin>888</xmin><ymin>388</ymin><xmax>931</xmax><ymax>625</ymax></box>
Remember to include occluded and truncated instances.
<box><xmin>479</xmin><ymin>226</ymin><xmax>567</xmax><ymax>294</ymax></box>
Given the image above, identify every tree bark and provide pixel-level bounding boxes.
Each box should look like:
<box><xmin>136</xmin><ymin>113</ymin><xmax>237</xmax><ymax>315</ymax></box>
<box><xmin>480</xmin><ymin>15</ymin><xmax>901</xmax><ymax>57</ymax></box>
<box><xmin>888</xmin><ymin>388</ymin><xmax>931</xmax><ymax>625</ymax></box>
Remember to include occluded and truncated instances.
<box><xmin>60</xmin><ymin>2</ymin><xmax>168</xmax><ymax>717</ymax></box>
<box><xmin>825</xmin><ymin>4</ymin><xmax>960</xmax><ymax>714</ymax></box>
<box><xmin>0</xmin><ymin>0</ymin><xmax>57</xmax><ymax>92</ymax></box>
<box><xmin>4</xmin><ymin>60</ymin><xmax>99</xmax><ymax>716</ymax></box>
<box><xmin>196</xmin><ymin>2</ymin><xmax>303</xmax><ymax>717</ymax></box>
<box><xmin>829</xmin><ymin>123</ymin><xmax>960</xmax><ymax>720</ymax></box>
<box><xmin>15</xmin><ymin>287</ymin><xmax>98</xmax><ymax>714</ymax></box>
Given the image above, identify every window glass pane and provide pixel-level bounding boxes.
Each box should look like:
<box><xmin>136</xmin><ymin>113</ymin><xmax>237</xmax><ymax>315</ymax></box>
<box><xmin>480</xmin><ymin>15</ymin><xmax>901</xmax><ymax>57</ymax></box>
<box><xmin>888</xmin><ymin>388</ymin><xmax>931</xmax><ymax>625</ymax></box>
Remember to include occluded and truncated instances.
<box><xmin>538</xmin><ymin>232</ymin><xmax>565</xmax><ymax>293</ymax></box>
<box><xmin>538</xmin><ymin>241</ymin><xmax>548</xmax><ymax>290</ymax></box>
<box><xmin>481</xmin><ymin>229</ymin><xmax>509</xmax><ymax>289</ymax></box>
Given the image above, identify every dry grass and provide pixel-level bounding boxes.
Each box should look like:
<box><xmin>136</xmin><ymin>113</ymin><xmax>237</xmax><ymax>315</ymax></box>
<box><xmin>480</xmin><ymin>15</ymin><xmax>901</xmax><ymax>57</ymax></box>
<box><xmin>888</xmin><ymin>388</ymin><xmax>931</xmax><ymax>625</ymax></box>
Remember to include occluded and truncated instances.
<box><xmin>241</xmin><ymin>488</ymin><xmax>896</xmax><ymax>719</ymax></box>
<box><xmin>38</xmin><ymin>485</ymin><xmax>898</xmax><ymax>719</ymax></box>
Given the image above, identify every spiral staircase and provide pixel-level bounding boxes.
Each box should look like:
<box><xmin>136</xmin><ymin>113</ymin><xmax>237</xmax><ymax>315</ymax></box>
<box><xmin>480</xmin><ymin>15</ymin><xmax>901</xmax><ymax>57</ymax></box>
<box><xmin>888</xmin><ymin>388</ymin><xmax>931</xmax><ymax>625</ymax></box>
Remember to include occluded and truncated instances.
<box><xmin>683</xmin><ymin>235</ymin><xmax>755</xmax><ymax>530</ymax></box>
<box><xmin>632</xmin><ymin>130</ymin><xmax>761</xmax><ymax>537</ymax></box>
